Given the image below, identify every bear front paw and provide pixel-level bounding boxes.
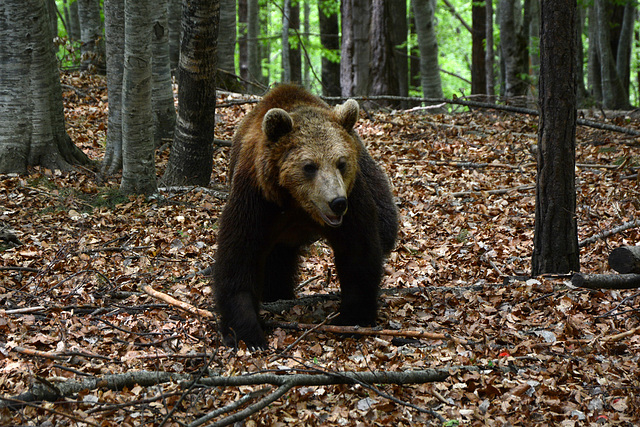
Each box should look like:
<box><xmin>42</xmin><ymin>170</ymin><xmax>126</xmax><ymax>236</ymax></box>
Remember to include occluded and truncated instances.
<box><xmin>221</xmin><ymin>328</ymin><xmax>269</xmax><ymax>351</ymax></box>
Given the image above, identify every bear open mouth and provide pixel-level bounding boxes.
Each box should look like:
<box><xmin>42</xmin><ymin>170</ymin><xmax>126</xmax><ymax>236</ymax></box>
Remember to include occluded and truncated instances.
<box><xmin>319</xmin><ymin>211</ymin><xmax>343</xmax><ymax>227</ymax></box>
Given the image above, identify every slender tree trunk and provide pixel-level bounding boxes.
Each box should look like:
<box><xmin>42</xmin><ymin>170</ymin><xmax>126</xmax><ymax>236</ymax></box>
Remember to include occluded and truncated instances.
<box><xmin>303</xmin><ymin>1</ymin><xmax>310</xmax><ymax>87</ymax></box>
<box><xmin>238</xmin><ymin>0</ymin><xmax>248</xmax><ymax>82</ymax></box>
<box><xmin>616</xmin><ymin>0</ymin><xmax>635</xmax><ymax>98</ymax></box>
<box><xmin>0</xmin><ymin>0</ymin><xmax>89</xmax><ymax>174</ymax></box>
<box><xmin>472</xmin><ymin>1</ymin><xmax>487</xmax><ymax>98</ymax></box>
<box><xmin>217</xmin><ymin>0</ymin><xmax>242</xmax><ymax>90</ymax></box>
<box><xmin>318</xmin><ymin>0</ymin><xmax>340</xmax><ymax>96</ymax></box>
<box><xmin>168</xmin><ymin>0</ymin><xmax>181</xmax><ymax>72</ymax></box>
<box><xmin>486</xmin><ymin>0</ymin><xmax>495</xmax><ymax>98</ymax></box>
<box><xmin>162</xmin><ymin>0</ymin><xmax>219</xmax><ymax>186</ymax></box>
<box><xmin>412</xmin><ymin>0</ymin><xmax>443</xmax><ymax>100</ymax></box>
<box><xmin>289</xmin><ymin>1</ymin><xmax>302</xmax><ymax>84</ymax></box>
<box><xmin>498</xmin><ymin>0</ymin><xmax>528</xmax><ymax>101</ymax></box>
<box><xmin>576</xmin><ymin>4</ymin><xmax>589</xmax><ymax>106</ymax></box>
<box><xmin>68</xmin><ymin>0</ymin><xmax>81</xmax><ymax>41</ymax></box>
<box><xmin>247</xmin><ymin>0</ymin><xmax>261</xmax><ymax>91</ymax></box>
<box><xmin>389</xmin><ymin>0</ymin><xmax>408</xmax><ymax>106</ymax></box>
<box><xmin>588</xmin><ymin>4</ymin><xmax>602</xmax><ymax>103</ymax></box>
<box><xmin>369</xmin><ymin>0</ymin><xmax>399</xmax><ymax>106</ymax></box>
<box><xmin>281</xmin><ymin>0</ymin><xmax>292</xmax><ymax>83</ymax></box>
<box><xmin>77</xmin><ymin>0</ymin><xmax>105</xmax><ymax>72</ymax></box>
<box><xmin>594</xmin><ymin>0</ymin><xmax>629</xmax><ymax>109</ymax></box>
<box><xmin>151</xmin><ymin>0</ymin><xmax>176</xmax><ymax>147</ymax></box>
<box><xmin>532</xmin><ymin>0</ymin><xmax>579</xmax><ymax>276</ymax></box>
<box><xmin>340</xmin><ymin>0</ymin><xmax>370</xmax><ymax>97</ymax></box>
<box><xmin>120</xmin><ymin>0</ymin><xmax>156</xmax><ymax>195</ymax></box>
<box><xmin>102</xmin><ymin>0</ymin><xmax>125</xmax><ymax>176</ymax></box>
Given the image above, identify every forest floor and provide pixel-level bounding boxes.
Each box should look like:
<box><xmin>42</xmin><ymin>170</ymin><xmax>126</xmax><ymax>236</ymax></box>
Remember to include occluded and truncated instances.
<box><xmin>1</xmin><ymin>73</ymin><xmax>639</xmax><ymax>426</ymax></box>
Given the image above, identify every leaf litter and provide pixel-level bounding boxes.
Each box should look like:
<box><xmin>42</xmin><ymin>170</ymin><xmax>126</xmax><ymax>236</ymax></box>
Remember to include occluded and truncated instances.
<box><xmin>0</xmin><ymin>73</ymin><xmax>639</xmax><ymax>426</ymax></box>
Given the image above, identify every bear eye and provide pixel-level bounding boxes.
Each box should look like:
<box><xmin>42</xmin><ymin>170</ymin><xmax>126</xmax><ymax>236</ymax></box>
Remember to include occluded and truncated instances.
<box><xmin>303</xmin><ymin>163</ymin><xmax>318</xmax><ymax>176</ymax></box>
<box><xmin>337</xmin><ymin>158</ymin><xmax>348</xmax><ymax>173</ymax></box>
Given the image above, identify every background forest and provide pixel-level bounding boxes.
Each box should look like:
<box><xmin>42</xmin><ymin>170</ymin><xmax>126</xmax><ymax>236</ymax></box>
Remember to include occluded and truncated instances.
<box><xmin>1</xmin><ymin>0</ymin><xmax>639</xmax><ymax>426</ymax></box>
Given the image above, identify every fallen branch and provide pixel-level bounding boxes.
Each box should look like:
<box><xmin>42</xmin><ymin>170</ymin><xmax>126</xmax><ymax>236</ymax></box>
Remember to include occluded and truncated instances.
<box><xmin>11</xmin><ymin>346</ymin><xmax>111</xmax><ymax>361</ymax></box>
<box><xmin>579</xmin><ymin>220</ymin><xmax>640</xmax><ymax>247</ymax></box>
<box><xmin>269</xmin><ymin>321</ymin><xmax>469</xmax><ymax>345</ymax></box>
<box><xmin>156</xmin><ymin>186</ymin><xmax>228</xmax><ymax>199</ymax></box>
<box><xmin>609</xmin><ymin>246</ymin><xmax>640</xmax><ymax>274</ymax></box>
<box><xmin>601</xmin><ymin>325</ymin><xmax>640</xmax><ymax>343</ymax></box>
<box><xmin>451</xmin><ymin>184</ymin><xmax>535</xmax><ymax>198</ymax></box>
<box><xmin>570</xmin><ymin>273</ymin><xmax>640</xmax><ymax>289</ymax></box>
<box><xmin>141</xmin><ymin>285</ymin><xmax>214</xmax><ymax>319</ymax></box>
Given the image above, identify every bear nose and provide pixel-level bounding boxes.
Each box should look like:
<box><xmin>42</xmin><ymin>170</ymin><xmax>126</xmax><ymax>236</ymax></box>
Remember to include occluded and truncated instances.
<box><xmin>329</xmin><ymin>197</ymin><xmax>348</xmax><ymax>216</ymax></box>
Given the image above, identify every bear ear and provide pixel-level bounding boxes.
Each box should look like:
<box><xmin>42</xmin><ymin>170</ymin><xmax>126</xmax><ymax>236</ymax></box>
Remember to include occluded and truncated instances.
<box><xmin>262</xmin><ymin>108</ymin><xmax>293</xmax><ymax>142</ymax></box>
<box><xmin>335</xmin><ymin>99</ymin><xmax>359</xmax><ymax>130</ymax></box>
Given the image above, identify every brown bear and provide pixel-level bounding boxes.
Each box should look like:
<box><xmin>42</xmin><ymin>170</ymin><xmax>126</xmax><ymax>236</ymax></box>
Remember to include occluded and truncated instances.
<box><xmin>214</xmin><ymin>84</ymin><xmax>397</xmax><ymax>349</ymax></box>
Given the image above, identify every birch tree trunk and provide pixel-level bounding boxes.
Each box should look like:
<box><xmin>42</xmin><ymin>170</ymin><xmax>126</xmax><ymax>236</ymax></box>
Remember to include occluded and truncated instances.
<box><xmin>0</xmin><ymin>0</ymin><xmax>89</xmax><ymax>174</ymax></box>
<box><xmin>120</xmin><ymin>0</ymin><xmax>156</xmax><ymax>195</ymax></box>
<box><xmin>162</xmin><ymin>0</ymin><xmax>219</xmax><ymax>186</ymax></box>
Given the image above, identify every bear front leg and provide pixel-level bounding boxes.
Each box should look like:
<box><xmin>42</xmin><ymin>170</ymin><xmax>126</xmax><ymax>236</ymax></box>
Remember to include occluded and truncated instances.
<box><xmin>262</xmin><ymin>244</ymin><xmax>300</xmax><ymax>302</ymax></box>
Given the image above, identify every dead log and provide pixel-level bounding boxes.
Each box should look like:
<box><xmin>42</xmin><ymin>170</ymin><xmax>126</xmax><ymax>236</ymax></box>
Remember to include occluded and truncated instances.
<box><xmin>608</xmin><ymin>246</ymin><xmax>640</xmax><ymax>274</ymax></box>
<box><xmin>570</xmin><ymin>273</ymin><xmax>640</xmax><ymax>289</ymax></box>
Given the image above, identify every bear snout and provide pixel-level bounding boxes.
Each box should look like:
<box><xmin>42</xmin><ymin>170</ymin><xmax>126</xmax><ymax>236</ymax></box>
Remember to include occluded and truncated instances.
<box><xmin>329</xmin><ymin>197</ymin><xmax>348</xmax><ymax>216</ymax></box>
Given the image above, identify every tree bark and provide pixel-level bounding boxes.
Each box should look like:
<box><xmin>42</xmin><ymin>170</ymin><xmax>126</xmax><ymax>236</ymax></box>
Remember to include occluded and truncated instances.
<box><xmin>120</xmin><ymin>0</ymin><xmax>157</xmax><ymax>195</ymax></box>
<box><xmin>340</xmin><ymin>0</ymin><xmax>370</xmax><ymax>97</ymax></box>
<box><xmin>609</xmin><ymin>246</ymin><xmax>640</xmax><ymax>274</ymax></box>
<box><xmin>151</xmin><ymin>0</ymin><xmax>177</xmax><ymax>147</ymax></box>
<box><xmin>247</xmin><ymin>0</ymin><xmax>261</xmax><ymax>91</ymax></box>
<box><xmin>389</xmin><ymin>0</ymin><xmax>409</xmax><ymax>106</ymax></box>
<box><xmin>102</xmin><ymin>0</ymin><xmax>125</xmax><ymax>176</ymax></box>
<box><xmin>77</xmin><ymin>0</ymin><xmax>106</xmax><ymax>72</ymax></box>
<box><xmin>532</xmin><ymin>0</ymin><xmax>579</xmax><ymax>276</ymax></box>
<box><xmin>288</xmin><ymin>1</ymin><xmax>302</xmax><ymax>84</ymax></box>
<box><xmin>498</xmin><ymin>0</ymin><xmax>528</xmax><ymax>101</ymax></box>
<box><xmin>0</xmin><ymin>0</ymin><xmax>89</xmax><ymax>174</ymax></box>
<box><xmin>369</xmin><ymin>0</ymin><xmax>399</xmax><ymax>106</ymax></box>
<box><xmin>281</xmin><ymin>0</ymin><xmax>292</xmax><ymax>83</ymax></box>
<box><xmin>411</xmin><ymin>0</ymin><xmax>443</xmax><ymax>102</ymax></box>
<box><xmin>162</xmin><ymin>0</ymin><xmax>219</xmax><ymax>187</ymax></box>
<box><xmin>571</xmin><ymin>273</ymin><xmax>640</xmax><ymax>290</ymax></box>
<box><xmin>168</xmin><ymin>0</ymin><xmax>180</xmax><ymax>72</ymax></box>
<box><xmin>318</xmin><ymin>0</ymin><xmax>340</xmax><ymax>97</ymax></box>
<box><xmin>485</xmin><ymin>0</ymin><xmax>495</xmax><ymax>98</ymax></box>
<box><xmin>472</xmin><ymin>1</ymin><xmax>487</xmax><ymax>98</ymax></box>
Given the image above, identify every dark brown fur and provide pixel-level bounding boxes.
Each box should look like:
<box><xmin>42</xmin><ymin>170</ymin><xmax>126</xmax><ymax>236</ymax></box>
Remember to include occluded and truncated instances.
<box><xmin>214</xmin><ymin>85</ymin><xmax>397</xmax><ymax>349</ymax></box>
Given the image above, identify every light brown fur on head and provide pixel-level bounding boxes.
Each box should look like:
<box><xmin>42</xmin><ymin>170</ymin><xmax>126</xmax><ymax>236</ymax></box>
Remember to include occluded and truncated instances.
<box><xmin>229</xmin><ymin>85</ymin><xmax>362</xmax><ymax>227</ymax></box>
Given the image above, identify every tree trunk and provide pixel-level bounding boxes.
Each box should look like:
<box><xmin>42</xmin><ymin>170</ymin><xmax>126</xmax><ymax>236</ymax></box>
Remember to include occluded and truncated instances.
<box><xmin>238</xmin><ymin>0</ymin><xmax>248</xmax><ymax>82</ymax></box>
<box><xmin>217</xmin><ymin>0</ymin><xmax>243</xmax><ymax>91</ymax></box>
<box><xmin>389</xmin><ymin>0</ymin><xmax>409</xmax><ymax>105</ymax></box>
<box><xmin>168</xmin><ymin>0</ymin><xmax>180</xmax><ymax>72</ymax></box>
<box><xmin>532</xmin><ymin>0</ymin><xmax>579</xmax><ymax>276</ymax></box>
<box><xmin>102</xmin><ymin>0</ymin><xmax>125</xmax><ymax>176</ymax></box>
<box><xmin>340</xmin><ymin>0</ymin><xmax>370</xmax><ymax>97</ymax></box>
<box><xmin>411</xmin><ymin>0</ymin><xmax>443</xmax><ymax>101</ymax></box>
<box><xmin>498</xmin><ymin>0</ymin><xmax>528</xmax><ymax>101</ymax></box>
<box><xmin>281</xmin><ymin>0</ymin><xmax>292</xmax><ymax>83</ymax></box>
<box><xmin>472</xmin><ymin>1</ymin><xmax>487</xmax><ymax>98</ymax></box>
<box><xmin>151</xmin><ymin>0</ymin><xmax>177</xmax><ymax>147</ymax></box>
<box><xmin>68</xmin><ymin>0</ymin><xmax>81</xmax><ymax>41</ymax></box>
<box><xmin>587</xmin><ymin>4</ymin><xmax>602</xmax><ymax>103</ymax></box>
<box><xmin>318</xmin><ymin>0</ymin><xmax>340</xmax><ymax>97</ymax></box>
<box><xmin>485</xmin><ymin>0</ymin><xmax>495</xmax><ymax>98</ymax></box>
<box><xmin>369</xmin><ymin>0</ymin><xmax>399</xmax><ymax>107</ymax></box>
<box><xmin>609</xmin><ymin>246</ymin><xmax>640</xmax><ymax>274</ymax></box>
<box><xmin>77</xmin><ymin>0</ymin><xmax>105</xmax><ymax>72</ymax></box>
<box><xmin>616</xmin><ymin>0</ymin><xmax>635</xmax><ymax>98</ymax></box>
<box><xmin>162</xmin><ymin>0</ymin><xmax>219</xmax><ymax>187</ymax></box>
<box><xmin>120</xmin><ymin>0</ymin><xmax>156</xmax><ymax>195</ymax></box>
<box><xmin>594</xmin><ymin>0</ymin><xmax>629</xmax><ymax>109</ymax></box>
<box><xmin>247</xmin><ymin>0</ymin><xmax>261</xmax><ymax>91</ymax></box>
<box><xmin>0</xmin><ymin>0</ymin><xmax>89</xmax><ymax>174</ymax></box>
<box><xmin>289</xmin><ymin>1</ymin><xmax>302</xmax><ymax>85</ymax></box>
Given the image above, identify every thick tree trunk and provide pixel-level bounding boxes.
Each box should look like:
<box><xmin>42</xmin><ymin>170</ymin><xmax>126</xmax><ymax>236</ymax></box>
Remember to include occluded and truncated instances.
<box><xmin>289</xmin><ymin>2</ymin><xmax>302</xmax><ymax>85</ymax></box>
<box><xmin>120</xmin><ymin>0</ymin><xmax>156</xmax><ymax>195</ymax></box>
<box><xmin>340</xmin><ymin>0</ymin><xmax>370</xmax><ymax>97</ymax></box>
<box><xmin>281</xmin><ymin>0</ymin><xmax>291</xmax><ymax>83</ymax></box>
<box><xmin>218</xmin><ymin>0</ymin><xmax>237</xmax><ymax>76</ymax></box>
<box><xmin>68</xmin><ymin>0</ymin><xmax>81</xmax><ymax>41</ymax></box>
<box><xmin>168</xmin><ymin>0</ymin><xmax>180</xmax><ymax>72</ymax></box>
<box><xmin>369</xmin><ymin>0</ymin><xmax>399</xmax><ymax>106</ymax></box>
<box><xmin>389</xmin><ymin>0</ymin><xmax>408</xmax><ymax>106</ymax></box>
<box><xmin>411</xmin><ymin>0</ymin><xmax>443</xmax><ymax>101</ymax></box>
<box><xmin>151</xmin><ymin>0</ymin><xmax>177</xmax><ymax>147</ymax></box>
<box><xmin>102</xmin><ymin>0</ymin><xmax>125</xmax><ymax>176</ymax></box>
<box><xmin>0</xmin><ymin>0</ymin><xmax>89</xmax><ymax>174</ymax></box>
<box><xmin>532</xmin><ymin>0</ymin><xmax>579</xmax><ymax>276</ymax></box>
<box><xmin>162</xmin><ymin>0</ymin><xmax>219</xmax><ymax>187</ymax></box>
<box><xmin>616</xmin><ymin>1</ymin><xmax>635</xmax><ymax>98</ymax></box>
<box><xmin>318</xmin><ymin>0</ymin><xmax>340</xmax><ymax>97</ymax></box>
<box><xmin>77</xmin><ymin>0</ymin><xmax>105</xmax><ymax>72</ymax></box>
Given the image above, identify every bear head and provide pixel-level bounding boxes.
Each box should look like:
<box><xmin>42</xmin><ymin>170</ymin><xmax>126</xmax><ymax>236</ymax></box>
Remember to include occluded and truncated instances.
<box><xmin>258</xmin><ymin>99</ymin><xmax>361</xmax><ymax>227</ymax></box>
